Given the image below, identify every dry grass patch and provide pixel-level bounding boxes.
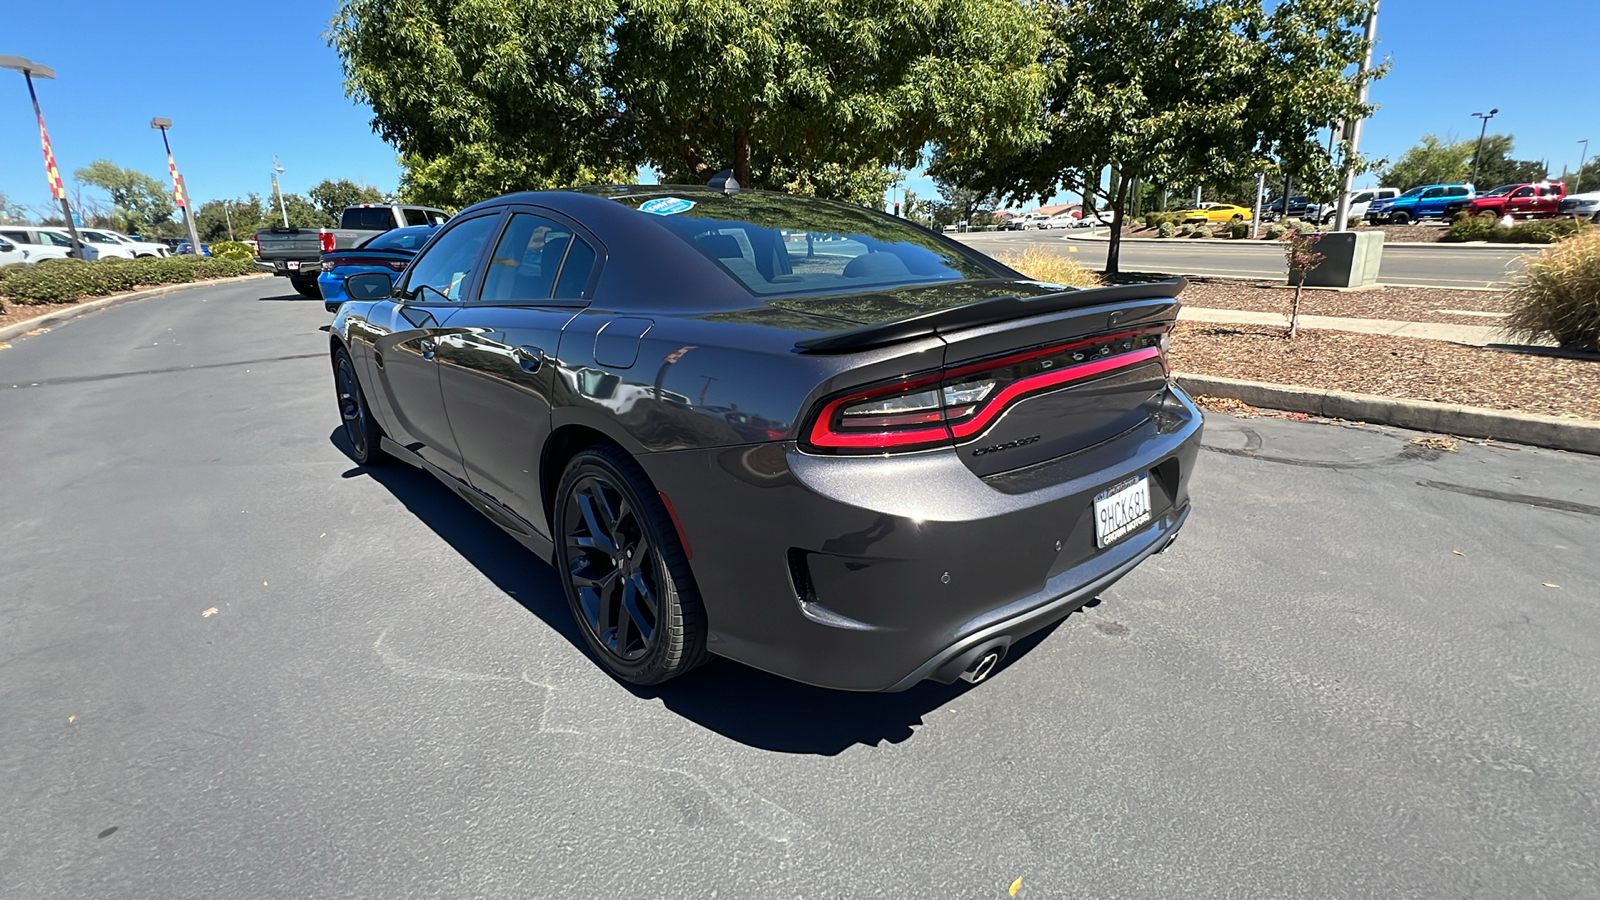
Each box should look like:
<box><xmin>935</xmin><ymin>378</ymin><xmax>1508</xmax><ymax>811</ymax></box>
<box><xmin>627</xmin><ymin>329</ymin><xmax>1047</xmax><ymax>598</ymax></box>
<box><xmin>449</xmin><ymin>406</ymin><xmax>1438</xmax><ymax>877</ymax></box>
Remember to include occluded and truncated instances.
<box><xmin>993</xmin><ymin>246</ymin><xmax>1101</xmax><ymax>288</ymax></box>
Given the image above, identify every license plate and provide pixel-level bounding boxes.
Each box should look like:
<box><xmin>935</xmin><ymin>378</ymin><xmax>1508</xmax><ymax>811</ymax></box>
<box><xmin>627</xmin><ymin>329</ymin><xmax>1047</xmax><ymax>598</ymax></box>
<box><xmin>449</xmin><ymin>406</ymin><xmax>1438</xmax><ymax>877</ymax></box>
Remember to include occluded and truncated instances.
<box><xmin>1094</xmin><ymin>474</ymin><xmax>1152</xmax><ymax>548</ymax></box>
<box><xmin>286</xmin><ymin>260</ymin><xmax>300</xmax><ymax>270</ymax></box>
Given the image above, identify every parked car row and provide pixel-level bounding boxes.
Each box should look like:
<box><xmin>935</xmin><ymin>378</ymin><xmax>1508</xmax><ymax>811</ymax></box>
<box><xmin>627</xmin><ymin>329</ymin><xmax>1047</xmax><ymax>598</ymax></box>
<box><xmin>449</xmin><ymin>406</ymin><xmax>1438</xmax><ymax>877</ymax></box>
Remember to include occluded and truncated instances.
<box><xmin>0</xmin><ymin>225</ymin><xmax>176</xmax><ymax>264</ymax></box>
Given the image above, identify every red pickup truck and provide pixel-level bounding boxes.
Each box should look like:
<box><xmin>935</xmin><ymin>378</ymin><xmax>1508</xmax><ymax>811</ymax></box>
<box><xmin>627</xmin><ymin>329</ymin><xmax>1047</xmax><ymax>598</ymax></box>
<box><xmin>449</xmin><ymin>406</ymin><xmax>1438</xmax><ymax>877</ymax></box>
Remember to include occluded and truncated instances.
<box><xmin>1452</xmin><ymin>182</ymin><xmax>1567</xmax><ymax>220</ymax></box>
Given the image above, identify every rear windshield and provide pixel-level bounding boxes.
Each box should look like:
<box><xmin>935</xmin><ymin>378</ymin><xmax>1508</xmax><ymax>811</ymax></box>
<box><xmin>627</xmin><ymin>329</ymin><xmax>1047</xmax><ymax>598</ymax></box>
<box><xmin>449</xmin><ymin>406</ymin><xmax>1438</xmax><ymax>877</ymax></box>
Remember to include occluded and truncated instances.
<box><xmin>364</xmin><ymin>225</ymin><xmax>437</xmax><ymax>251</ymax></box>
<box><xmin>608</xmin><ymin>191</ymin><xmax>1000</xmax><ymax>295</ymax></box>
<box><xmin>340</xmin><ymin>207</ymin><xmax>395</xmax><ymax>230</ymax></box>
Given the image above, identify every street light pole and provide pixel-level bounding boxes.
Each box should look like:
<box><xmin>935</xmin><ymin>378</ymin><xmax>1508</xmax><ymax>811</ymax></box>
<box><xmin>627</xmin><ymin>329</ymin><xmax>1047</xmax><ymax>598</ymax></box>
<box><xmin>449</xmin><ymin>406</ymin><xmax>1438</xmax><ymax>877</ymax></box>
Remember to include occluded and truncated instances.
<box><xmin>1577</xmin><ymin>139</ymin><xmax>1590</xmax><ymax>194</ymax></box>
<box><xmin>1334</xmin><ymin>0</ymin><xmax>1378</xmax><ymax>232</ymax></box>
<box><xmin>151</xmin><ymin>117</ymin><xmax>203</xmax><ymax>254</ymax></box>
<box><xmin>271</xmin><ymin>157</ymin><xmax>289</xmax><ymax>227</ymax></box>
<box><xmin>0</xmin><ymin>55</ymin><xmax>85</xmax><ymax>257</ymax></box>
<box><xmin>1470</xmin><ymin>108</ymin><xmax>1499</xmax><ymax>189</ymax></box>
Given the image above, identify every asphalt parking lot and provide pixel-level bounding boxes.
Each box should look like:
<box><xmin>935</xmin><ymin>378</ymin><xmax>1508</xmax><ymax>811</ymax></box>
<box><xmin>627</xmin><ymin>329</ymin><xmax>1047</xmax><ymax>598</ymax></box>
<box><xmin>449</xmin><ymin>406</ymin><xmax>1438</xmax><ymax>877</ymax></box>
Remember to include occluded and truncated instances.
<box><xmin>2</xmin><ymin>280</ymin><xmax>1597</xmax><ymax>898</ymax></box>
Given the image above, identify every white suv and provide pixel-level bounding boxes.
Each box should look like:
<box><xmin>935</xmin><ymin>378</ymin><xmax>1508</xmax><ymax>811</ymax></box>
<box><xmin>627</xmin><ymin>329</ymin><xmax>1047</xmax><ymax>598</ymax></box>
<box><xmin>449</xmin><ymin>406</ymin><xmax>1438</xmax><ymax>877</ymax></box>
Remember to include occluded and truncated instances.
<box><xmin>80</xmin><ymin>229</ymin><xmax>171</xmax><ymax>258</ymax></box>
<box><xmin>1318</xmin><ymin>187</ymin><xmax>1400</xmax><ymax>225</ymax></box>
<box><xmin>0</xmin><ymin>226</ymin><xmax>77</xmax><ymax>262</ymax></box>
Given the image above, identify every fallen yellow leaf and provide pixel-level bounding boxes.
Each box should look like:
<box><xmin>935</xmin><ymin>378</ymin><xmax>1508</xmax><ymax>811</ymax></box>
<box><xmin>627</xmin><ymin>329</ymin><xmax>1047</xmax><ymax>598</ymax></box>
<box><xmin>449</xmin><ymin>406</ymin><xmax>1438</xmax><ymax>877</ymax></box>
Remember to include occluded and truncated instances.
<box><xmin>1010</xmin><ymin>876</ymin><xmax>1023</xmax><ymax>896</ymax></box>
<box><xmin>0</xmin><ymin>343</ymin><xmax>11</xmax><ymax>351</ymax></box>
<box><xmin>68</xmin><ymin>715</ymin><xmax>76</xmax><ymax>724</ymax></box>
<box><xmin>263</xmin><ymin>581</ymin><xmax>268</xmax><ymax>586</ymax></box>
<box><xmin>1542</xmin><ymin>583</ymin><xmax>1560</xmax><ymax>589</ymax></box>
<box><xmin>1452</xmin><ymin>550</ymin><xmax>1465</xmax><ymax>557</ymax></box>
<box><xmin>23</xmin><ymin>327</ymin><xmax>49</xmax><ymax>336</ymax></box>
<box><xmin>202</xmin><ymin>607</ymin><xmax>218</xmax><ymax>617</ymax></box>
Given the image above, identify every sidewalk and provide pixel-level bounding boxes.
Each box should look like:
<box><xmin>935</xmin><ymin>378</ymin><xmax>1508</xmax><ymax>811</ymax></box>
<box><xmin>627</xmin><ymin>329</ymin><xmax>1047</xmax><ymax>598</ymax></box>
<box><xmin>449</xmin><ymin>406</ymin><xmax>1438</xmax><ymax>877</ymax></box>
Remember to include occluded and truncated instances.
<box><xmin>1179</xmin><ymin>306</ymin><xmax>1501</xmax><ymax>346</ymax></box>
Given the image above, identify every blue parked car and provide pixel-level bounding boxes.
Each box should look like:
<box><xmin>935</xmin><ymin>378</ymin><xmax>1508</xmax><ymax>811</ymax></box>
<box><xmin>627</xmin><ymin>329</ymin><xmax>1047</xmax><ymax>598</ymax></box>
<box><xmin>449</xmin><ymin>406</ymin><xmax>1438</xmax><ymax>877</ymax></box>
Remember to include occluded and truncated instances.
<box><xmin>175</xmin><ymin>241</ymin><xmax>210</xmax><ymax>256</ymax></box>
<box><xmin>317</xmin><ymin>224</ymin><xmax>438</xmax><ymax>311</ymax></box>
<box><xmin>1366</xmin><ymin>184</ymin><xmax>1474</xmax><ymax>225</ymax></box>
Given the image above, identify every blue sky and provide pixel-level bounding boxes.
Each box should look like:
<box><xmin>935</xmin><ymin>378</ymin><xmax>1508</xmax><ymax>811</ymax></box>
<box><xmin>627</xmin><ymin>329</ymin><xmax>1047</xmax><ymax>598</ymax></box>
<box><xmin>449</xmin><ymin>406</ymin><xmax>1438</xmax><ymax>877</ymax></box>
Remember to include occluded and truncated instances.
<box><xmin>3</xmin><ymin>0</ymin><xmax>1597</xmax><ymax>218</ymax></box>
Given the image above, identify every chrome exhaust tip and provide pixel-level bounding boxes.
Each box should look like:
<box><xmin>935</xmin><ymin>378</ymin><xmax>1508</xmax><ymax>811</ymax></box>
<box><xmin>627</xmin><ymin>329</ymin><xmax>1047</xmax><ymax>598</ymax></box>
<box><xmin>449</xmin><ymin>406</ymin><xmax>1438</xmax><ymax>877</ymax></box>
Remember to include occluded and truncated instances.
<box><xmin>961</xmin><ymin>649</ymin><xmax>1003</xmax><ymax>684</ymax></box>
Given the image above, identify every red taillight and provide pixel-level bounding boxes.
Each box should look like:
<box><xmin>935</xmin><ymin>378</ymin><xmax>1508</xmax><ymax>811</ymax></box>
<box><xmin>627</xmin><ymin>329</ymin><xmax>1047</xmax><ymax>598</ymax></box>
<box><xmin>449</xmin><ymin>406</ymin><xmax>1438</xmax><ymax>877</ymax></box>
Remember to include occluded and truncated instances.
<box><xmin>319</xmin><ymin>232</ymin><xmax>337</xmax><ymax>253</ymax></box>
<box><xmin>803</xmin><ymin>329</ymin><xmax>1169</xmax><ymax>454</ymax></box>
<box><xmin>251</xmin><ymin>238</ymin><xmax>260</xmax><ymax>257</ymax></box>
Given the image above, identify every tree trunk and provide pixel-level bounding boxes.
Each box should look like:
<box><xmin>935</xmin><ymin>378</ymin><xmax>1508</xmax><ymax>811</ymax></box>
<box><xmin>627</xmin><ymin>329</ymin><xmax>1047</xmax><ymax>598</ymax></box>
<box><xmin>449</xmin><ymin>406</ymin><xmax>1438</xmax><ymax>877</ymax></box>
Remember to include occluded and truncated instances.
<box><xmin>1105</xmin><ymin>172</ymin><xmax>1132</xmax><ymax>277</ymax></box>
<box><xmin>733</xmin><ymin>127</ymin><xmax>753</xmax><ymax>188</ymax></box>
<box><xmin>1289</xmin><ymin>283</ymin><xmax>1303</xmax><ymax>340</ymax></box>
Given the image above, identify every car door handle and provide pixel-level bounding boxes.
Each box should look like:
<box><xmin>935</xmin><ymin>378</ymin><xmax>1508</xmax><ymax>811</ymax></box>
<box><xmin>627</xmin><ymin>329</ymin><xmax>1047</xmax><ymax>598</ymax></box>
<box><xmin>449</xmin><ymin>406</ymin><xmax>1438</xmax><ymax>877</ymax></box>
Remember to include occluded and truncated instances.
<box><xmin>419</xmin><ymin>338</ymin><xmax>436</xmax><ymax>360</ymax></box>
<box><xmin>515</xmin><ymin>345</ymin><xmax>545</xmax><ymax>373</ymax></box>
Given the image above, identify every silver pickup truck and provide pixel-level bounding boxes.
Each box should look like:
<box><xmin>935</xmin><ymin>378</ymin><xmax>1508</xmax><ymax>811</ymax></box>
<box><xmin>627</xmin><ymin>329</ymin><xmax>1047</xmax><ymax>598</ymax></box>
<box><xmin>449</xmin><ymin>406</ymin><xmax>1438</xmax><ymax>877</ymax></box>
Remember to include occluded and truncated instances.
<box><xmin>257</xmin><ymin>203</ymin><xmax>450</xmax><ymax>297</ymax></box>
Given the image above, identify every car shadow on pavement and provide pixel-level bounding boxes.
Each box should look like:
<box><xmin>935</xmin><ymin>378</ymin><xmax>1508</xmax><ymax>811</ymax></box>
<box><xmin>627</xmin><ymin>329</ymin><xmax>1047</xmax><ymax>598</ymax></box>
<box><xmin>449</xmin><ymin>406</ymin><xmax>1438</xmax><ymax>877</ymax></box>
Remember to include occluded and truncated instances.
<box><xmin>331</xmin><ymin>428</ymin><xmax>1073</xmax><ymax>755</ymax></box>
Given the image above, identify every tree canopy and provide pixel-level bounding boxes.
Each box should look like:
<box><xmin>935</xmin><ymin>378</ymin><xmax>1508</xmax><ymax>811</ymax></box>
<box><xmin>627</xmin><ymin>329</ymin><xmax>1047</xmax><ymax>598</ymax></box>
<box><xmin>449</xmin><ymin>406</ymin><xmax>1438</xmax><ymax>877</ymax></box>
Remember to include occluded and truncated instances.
<box><xmin>934</xmin><ymin>0</ymin><xmax>1381</xmax><ymax>273</ymax></box>
<box><xmin>307</xmin><ymin>179</ymin><xmax>388</xmax><ymax>218</ymax></box>
<box><xmin>330</xmin><ymin>0</ymin><xmax>1044</xmax><ymax>209</ymax></box>
<box><xmin>74</xmin><ymin>160</ymin><xmax>175</xmax><ymax>234</ymax></box>
<box><xmin>1379</xmin><ymin>134</ymin><xmax>1548</xmax><ymax>191</ymax></box>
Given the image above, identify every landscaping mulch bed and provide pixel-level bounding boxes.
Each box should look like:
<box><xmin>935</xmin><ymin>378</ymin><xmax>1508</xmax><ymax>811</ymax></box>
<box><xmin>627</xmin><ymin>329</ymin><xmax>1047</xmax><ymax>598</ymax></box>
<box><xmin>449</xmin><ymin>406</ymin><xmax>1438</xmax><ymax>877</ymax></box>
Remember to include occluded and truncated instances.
<box><xmin>1178</xmin><ymin>278</ymin><xmax>1515</xmax><ymax>327</ymax></box>
<box><xmin>1170</xmin><ymin>322</ymin><xmax>1600</xmax><ymax>421</ymax></box>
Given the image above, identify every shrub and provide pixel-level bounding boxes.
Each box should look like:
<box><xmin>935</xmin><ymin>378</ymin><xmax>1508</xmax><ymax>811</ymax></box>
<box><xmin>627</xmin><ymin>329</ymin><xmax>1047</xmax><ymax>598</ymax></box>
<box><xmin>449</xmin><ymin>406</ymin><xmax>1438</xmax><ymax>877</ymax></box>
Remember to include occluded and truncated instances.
<box><xmin>1190</xmin><ymin>224</ymin><xmax>1211</xmax><ymax>238</ymax></box>
<box><xmin>209</xmin><ymin>240</ymin><xmax>255</xmax><ymax>261</ymax></box>
<box><xmin>1175</xmin><ymin>223</ymin><xmax>1194</xmax><ymax>236</ymax></box>
<box><xmin>0</xmin><ymin>254</ymin><xmax>256</xmax><ymax>305</ymax></box>
<box><xmin>1265</xmin><ymin>223</ymin><xmax>1289</xmax><ymax>240</ymax></box>
<box><xmin>1228</xmin><ymin>221</ymin><xmax>1250</xmax><ymax>240</ymax></box>
<box><xmin>1504</xmin><ymin>228</ymin><xmax>1600</xmax><ymax>351</ymax></box>
<box><xmin>1157</xmin><ymin>221</ymin><xmax>1177</xmax><ymax>238</ymax></box>
<box><xmin>1442</xmin><ymin>214</ymin><xmax>1496</xmax><ymax>243</ymax></box>
<box><xmin>1141</xmin><ymin>211</ymin><xmax>1179</xmax><ymax>228</ymax></box>
<box><xmin>994</xmin><ymin>246</ymin><xmax>1100</xmax><ymax>288</ymax></box>
<box><xmin>1506</xmin><ymin>219</ymin><xmax>1587</xmax><ymax>244</ymax></box>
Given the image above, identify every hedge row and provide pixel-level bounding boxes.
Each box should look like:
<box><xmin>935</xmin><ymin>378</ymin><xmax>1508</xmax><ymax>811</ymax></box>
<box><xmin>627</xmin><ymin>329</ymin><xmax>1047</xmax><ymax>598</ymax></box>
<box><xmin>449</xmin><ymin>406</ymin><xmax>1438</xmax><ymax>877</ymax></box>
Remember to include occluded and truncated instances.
<box><xmin>0</xmin><ymin>255</ymin><xmax>258</xmax><ymax>305</ymax></box>
<box><xmin>1441</xmin><ymin>215</ymin><xmax>1589</xmax><ymax>245</ymax></box>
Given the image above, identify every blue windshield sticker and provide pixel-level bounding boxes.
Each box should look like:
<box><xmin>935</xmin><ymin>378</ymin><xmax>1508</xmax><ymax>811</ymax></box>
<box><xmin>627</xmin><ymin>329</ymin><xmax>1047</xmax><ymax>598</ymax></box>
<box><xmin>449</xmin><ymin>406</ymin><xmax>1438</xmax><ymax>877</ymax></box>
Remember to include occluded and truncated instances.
<box><xmin>640</xmin><ymin>197</ymin><xmax>696</xmax><ymax>216</ymax></box>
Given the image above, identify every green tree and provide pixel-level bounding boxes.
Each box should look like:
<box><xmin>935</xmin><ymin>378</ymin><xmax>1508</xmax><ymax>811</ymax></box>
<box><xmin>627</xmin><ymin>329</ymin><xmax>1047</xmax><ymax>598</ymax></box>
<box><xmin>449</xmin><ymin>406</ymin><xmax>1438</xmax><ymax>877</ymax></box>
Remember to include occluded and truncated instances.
<box><xmin>278</xmin><ymin>194</ymin><xmax>336</xmax><ymax>229</ymax></box>
<box><xmin>1472</xmin><ymin>135</ymin><xmax>1548</xmax><ymax>189</ymax></box>
<box><xmin>1380</xmin><ymin>133</ymin><xmax>1547</xmax><ymax>190</ymax></box>
<box><xmin>195</xmin><ymin>195</ymin><xmax>268</xmax><ymax>243</ymax></box>
<box><xmin>331</xmin><ymin>0</ymin><xmax>1044</xmax><ymax>207</ymax></box>
<box><xmin>930</xmin><ymin>175</ymin><xmax>998</xmax><ymax>228</ymax></box>
<box><xmin>307</xmin><ymin>179</ymin><xmax>388</xmax><ymax>219</ymax></box>
<box><xmin>1564</xmin><ymin>156</ymin><xmax>1600</xmax><ymax>194</ymax></box>
<box><xmin>936</xmin><ymin>0</ymin><xmax>1381</xmax><ymax>274</ymax></box>
<box><xmin>74</xmin><ymin>159</ymin><xmax>176</xmax><ymax>234</ymax></box>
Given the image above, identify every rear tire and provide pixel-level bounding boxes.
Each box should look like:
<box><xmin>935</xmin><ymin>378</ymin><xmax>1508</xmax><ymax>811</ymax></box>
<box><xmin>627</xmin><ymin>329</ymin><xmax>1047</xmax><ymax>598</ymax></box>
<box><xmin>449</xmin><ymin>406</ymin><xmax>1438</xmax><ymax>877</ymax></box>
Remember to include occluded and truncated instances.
<box><xmin>332</xmin><ymin>347</ymin><xmax>387</xmax><ymax>467</ymax></box>
<box><xmin>291</xmin><ymin>275</ymin><xmax>321</xmax><ymax>299</ymax></box>
<box><xmin>554</xmin><ymin>445</ymin><xmax>709</xmax><ymax>686</ymax></box>
<box><xmin>1390</xmin><ymin>211</ymin><xmax>1411</xmax><ymax>226</ymax></box>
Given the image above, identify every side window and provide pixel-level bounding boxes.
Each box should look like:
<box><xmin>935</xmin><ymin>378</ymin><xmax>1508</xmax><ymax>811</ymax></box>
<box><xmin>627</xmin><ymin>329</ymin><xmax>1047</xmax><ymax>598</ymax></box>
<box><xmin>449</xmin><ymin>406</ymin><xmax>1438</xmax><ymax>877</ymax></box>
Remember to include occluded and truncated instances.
<box><xmin>428</xmin><ymin>211</ymin><xmax>451</xmax><ymax>226</ymax></box>
<box><xmin>1510</xmin><ymin>187</ymin><xmax>1534</xmax><ymax>199</ymax></box>
<box><xmin>478</xmin><ymin>212</ymin><xmax>598</xmax><ymax>304</ymax></box>
<box><xmin>480</xmin><ymin>213</ymin><xmax>568</xmax><ymax>303</ymax></box>
<box><xmin>403</xmin><ymin>208</ymin><xmax>429</xmax><ymax>227</ymax></box>
<box><xmin>400</xmin><ymin>214</ymin><xmax>498</xmax><ymax>302</ymax></box>
<box><xmin>1421</xmin><ymin>188</ymin><xmax>1442</xmax><ymax>199</ymax></box>
<box><xmin>40</xmin><ymin>231</ymin><xmax>73</xmax><ymax>246</ymax></box>
<box><xmin>554</xmin><ymin>236</ymin><xmax>597</xmax><ymax>299</ymax></box>
<box><xmin>1353</xmin><ymin>192</ymin><xmax>1373</xmax><ymax>203</ymax></box>
<box><xmin>0</xmin><ymin>230</ymin><xmax>26</xmax><ymax>243</ymax></box>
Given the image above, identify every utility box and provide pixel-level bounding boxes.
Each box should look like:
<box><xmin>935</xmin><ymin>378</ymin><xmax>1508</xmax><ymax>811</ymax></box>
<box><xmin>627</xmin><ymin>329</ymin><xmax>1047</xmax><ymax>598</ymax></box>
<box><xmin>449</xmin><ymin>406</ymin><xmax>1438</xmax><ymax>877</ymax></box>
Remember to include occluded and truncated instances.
<box><xmin>1290</xmin><ymin>230</ymin><xmax>1384</xmax><ymax>288</ymax></box>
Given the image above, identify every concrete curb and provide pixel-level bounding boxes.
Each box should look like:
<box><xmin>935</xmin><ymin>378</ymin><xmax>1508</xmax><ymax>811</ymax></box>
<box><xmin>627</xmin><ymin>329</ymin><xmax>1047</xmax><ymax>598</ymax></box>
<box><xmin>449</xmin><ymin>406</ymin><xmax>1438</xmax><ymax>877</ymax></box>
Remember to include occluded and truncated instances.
<box><xmin>1176</xmin><ymin>373</ymin><xmax>1600</xmax><ymax>456</ymax></box>
<box><xmin>1064</xmin><ymin>232</ymin><xmax>1550</xmax><ymax>251</ymax></box>
<box><xmin>0</xmin><ymin>274</ymin><xmax>272</xmax><ymax>344</ymax></box>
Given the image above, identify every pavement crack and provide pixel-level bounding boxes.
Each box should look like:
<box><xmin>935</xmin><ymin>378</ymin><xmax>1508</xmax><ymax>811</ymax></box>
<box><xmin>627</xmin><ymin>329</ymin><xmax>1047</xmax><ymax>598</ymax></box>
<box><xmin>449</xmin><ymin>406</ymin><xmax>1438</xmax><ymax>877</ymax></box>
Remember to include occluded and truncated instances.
<box><xmin>3</xmin><ymin>352</ymin><xmax>324</xmax><ymax>389</ymax></box>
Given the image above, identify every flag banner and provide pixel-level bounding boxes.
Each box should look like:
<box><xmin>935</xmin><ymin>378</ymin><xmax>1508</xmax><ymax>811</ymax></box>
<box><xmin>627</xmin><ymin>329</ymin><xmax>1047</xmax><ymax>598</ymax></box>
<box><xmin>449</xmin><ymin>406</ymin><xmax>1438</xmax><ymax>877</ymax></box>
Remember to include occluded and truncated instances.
<box><xmin>37</xmin><ymin>113</ymin><xmax>65</xmax><ymax>201</ymax></box>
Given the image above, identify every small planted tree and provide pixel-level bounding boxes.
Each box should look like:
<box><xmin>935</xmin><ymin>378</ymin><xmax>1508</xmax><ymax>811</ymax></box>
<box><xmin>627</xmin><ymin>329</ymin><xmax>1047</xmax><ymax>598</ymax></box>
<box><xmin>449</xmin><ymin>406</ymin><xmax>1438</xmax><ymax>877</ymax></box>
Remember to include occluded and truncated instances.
<box><xmin>1283</xmin><ymin>228</ymin><xmax>1325</xmax><ymax>339</ymax></box>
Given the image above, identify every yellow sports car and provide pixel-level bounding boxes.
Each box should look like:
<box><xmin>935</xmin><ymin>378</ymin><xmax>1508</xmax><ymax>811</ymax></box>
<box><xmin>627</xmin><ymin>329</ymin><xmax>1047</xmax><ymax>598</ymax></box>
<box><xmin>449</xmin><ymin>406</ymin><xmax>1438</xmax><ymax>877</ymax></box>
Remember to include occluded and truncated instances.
<box><xmin>1178</xmin><ymin>203</ymin><xmax>1253</xmax><ymax>223</ymax></box>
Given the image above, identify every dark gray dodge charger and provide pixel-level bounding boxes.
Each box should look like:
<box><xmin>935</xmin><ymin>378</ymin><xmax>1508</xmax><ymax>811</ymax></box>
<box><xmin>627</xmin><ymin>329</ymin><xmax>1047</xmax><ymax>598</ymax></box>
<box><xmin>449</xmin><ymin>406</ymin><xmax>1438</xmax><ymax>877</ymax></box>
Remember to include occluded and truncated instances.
<box><xmin>329</xmin><ymin>185</ymin><xmax>1201</xmax><ymax>691</ymax></box>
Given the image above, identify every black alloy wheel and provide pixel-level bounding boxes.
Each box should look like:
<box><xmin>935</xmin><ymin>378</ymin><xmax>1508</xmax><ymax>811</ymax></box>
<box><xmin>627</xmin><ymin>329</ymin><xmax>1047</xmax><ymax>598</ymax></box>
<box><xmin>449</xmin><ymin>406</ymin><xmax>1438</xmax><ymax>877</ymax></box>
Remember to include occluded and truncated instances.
<box><xmin>333</xmin><ymin>347</ymin><xmax>386</xmax><ymax>466</ymax></box>
<box><xmin>292</xmin><ymin>276</ymin><xmax>321</xmax><ymax>299</ymax></box>
<box><xmin>555</xmin><ymin>445</ymin><xmax>708</xmax><ymax>685</ymax></box>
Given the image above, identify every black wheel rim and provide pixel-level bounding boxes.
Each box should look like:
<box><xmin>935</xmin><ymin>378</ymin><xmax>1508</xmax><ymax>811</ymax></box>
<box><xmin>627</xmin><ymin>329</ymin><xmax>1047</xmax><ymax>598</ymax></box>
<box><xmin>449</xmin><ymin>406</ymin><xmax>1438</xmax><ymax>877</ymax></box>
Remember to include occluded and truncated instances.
<box><xmin>563</xmin><ymin>474</ymin><xmax>660</xmax><ymax>662</ymax></box>
<box><xmin>335</xmin><ymin>356</ymin><xmax>367</xmax><ymax>458</ymax></box>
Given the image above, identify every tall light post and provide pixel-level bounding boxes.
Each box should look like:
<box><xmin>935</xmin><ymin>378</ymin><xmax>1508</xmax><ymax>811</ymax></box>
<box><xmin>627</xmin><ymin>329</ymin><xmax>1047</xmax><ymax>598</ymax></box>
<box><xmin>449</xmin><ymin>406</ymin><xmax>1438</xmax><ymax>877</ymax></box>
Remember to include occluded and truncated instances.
<box><xmin>271</xmin><ymin>157</ymin><xmax>289</xmax><ymax>227</ymax></box>
<box><xmin>0</xmin><ymin>55</ymin><xmax>85</xmax><ymax>257</ymax></box>
<box><xmin>1470</xmin><ymin>108</ymin><xmax>1499</xmax><ymax>189</ymax></box>
<box><xmin>1334</xmin><ymin>1</ymin><xmax>1379</xmax><ymax>232</ymax></box>
<box><xmin>1576</xmin><ymin>139</ymin><xmax>1590</xmax><ymax>193</ymax></box>
<box><xmin>151</xmin><ymin>117</ymin><xmax>203</xmax><ymax>253</ymax></box>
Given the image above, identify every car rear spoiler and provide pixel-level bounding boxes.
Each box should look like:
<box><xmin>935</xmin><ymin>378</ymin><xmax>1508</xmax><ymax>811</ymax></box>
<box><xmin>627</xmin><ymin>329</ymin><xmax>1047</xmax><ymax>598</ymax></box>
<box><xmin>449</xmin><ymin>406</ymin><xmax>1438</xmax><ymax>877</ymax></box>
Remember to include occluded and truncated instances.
<box><xmin>793</xmin><ymin>279</ymin><xmax>1186</xmax><ymax>353</ymax></box>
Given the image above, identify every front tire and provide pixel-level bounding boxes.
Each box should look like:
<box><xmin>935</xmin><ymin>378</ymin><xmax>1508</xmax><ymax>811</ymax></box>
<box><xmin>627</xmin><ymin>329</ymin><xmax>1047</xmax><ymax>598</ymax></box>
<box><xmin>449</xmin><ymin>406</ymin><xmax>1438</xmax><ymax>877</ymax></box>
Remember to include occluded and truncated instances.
<box><xmin>1390</xmin><ymin>211</ymin><xmax>1411</xmax><ymax>226</ymax></box>
<box><xmin>292</xmin><ymin>275</ymin><xmax>321</xmax><ymax>299</ymax></box>
<box><xmin>332</xmin><ymin>347</ymin><xmax>387</xmax><ymax>466</ymax></box>
<box><xmin>554</xmin><ymin>445</ymin><xmax>709</xmax><ymax>686</ymax></box>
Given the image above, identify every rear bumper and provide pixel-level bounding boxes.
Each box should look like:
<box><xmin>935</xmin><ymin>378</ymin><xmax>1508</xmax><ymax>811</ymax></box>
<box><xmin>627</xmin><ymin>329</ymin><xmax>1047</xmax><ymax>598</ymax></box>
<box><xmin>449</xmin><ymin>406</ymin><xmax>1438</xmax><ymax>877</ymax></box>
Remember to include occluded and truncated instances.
<box><xmin>643</xmin><ymin>387</ymin><xmax>1203</xmax><ymax>691</ymax></box>
<box><xmin>266</xmin><ymin>258</ymin><xmax>320</xmax><ymax>277</ymax></box>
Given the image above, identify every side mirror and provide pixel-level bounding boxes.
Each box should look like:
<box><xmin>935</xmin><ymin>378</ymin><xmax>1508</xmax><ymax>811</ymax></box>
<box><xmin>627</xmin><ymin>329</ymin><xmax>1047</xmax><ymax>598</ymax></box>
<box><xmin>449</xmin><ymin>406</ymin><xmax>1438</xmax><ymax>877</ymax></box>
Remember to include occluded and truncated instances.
<box><xmin>344</xmin><ymin>271</ymin><xmax>395</xmax><ymax>300</ymax></box>
<box><xmin>0</xmin><ymin>238</ymin><xmax>13</xmax><ymax>253</ymax></box>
